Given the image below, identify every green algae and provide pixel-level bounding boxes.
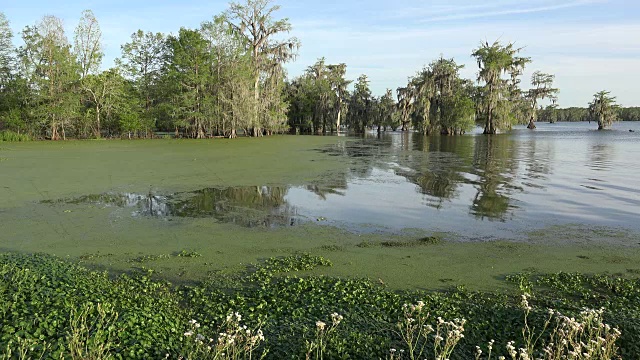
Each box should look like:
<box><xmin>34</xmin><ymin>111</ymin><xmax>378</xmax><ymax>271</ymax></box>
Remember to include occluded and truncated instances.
<box><xmin>1</xmin><ymin>137</ymin><xmax>640</xmax><ymax>292</ymax></box>
<box><xmin>0</xmin><ymin>136</ymin><xmax>345</xmax><ymax>208</ymax></box>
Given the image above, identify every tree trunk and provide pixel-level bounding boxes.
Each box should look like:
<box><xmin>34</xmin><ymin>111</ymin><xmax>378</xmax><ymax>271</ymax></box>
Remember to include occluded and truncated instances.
<box><xmin>527</xmin><ymin>117</ymin><xmax>536</xmax><ymax>129</ymax></box>
<box><xmin>51</xmin><ymin>123</ymin><xmax>58</xmax><ymax>141</ymax></box>
<box><xmin>484</xmin><ymin>82</ymin><xmax>495</xmax><ymax>134</ymax></box>
<box><xmin>336</xmin><ymin>107</ymin><xmax>342</xmax><ymax>133</ymax></box>
<box><xmin>484</xmin><ymin>104</ymin><xmax>493</xmax><ymax>134</ymax></box>
<box><xmin>253</xmin><ymin>70</ymin><xmax>260</xmax><ymax>137</ymax></box>
<box><xmin>95</xmin><ymin>104</ymin><xmax>101</xmax><ymax>138</ymax></box>
<box><xmin>197</xmin><ymin>124</ymin><xmax>205</xmax><ymax>139</ymax></box>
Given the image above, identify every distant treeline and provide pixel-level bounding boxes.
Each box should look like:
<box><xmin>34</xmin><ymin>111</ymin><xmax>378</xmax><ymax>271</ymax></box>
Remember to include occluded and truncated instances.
<box><xmin>0</xmin><ymin>1</ymin><xmax>630</xmax><ymax>140</ymax></box>
<box><xmin>538</xmin><ymin>107</ymin><xmax>640</xmax><ymax>123</ymax></box>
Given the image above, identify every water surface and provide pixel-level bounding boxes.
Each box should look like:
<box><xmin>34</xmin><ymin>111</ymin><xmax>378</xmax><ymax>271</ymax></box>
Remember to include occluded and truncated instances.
<box><xmin>40</xmin><ymin>122</ymin><xmax>640</xmax><ymax>241</ymax></box>
<box><xmin>290</xmin><ymin>121</ymin><xmax>640</xmax><ymax>238</ymax></box>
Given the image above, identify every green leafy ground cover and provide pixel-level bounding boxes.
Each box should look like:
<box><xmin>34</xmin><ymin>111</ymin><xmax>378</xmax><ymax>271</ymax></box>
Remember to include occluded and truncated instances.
<box><xmin>1</xmin><ymin>252</ymin><xmax>639</xmax><ymax>359</ymax></box>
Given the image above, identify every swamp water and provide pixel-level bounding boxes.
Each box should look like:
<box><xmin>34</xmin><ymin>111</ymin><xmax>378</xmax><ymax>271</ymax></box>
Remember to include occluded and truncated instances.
<box><xmin>1</xmin><ymin>123</ymin><xmax>640</xmax><ymax>289</ymax></box>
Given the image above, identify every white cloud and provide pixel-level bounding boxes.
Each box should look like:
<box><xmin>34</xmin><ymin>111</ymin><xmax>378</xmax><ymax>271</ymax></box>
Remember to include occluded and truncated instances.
<box><xmin>418</xmin><ymin>0</ymin><xmax>602</xmax><ymax>23</ymax></box>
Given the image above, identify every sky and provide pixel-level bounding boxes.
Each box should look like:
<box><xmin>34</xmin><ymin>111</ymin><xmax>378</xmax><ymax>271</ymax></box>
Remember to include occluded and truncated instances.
<box><xmin>3</xmin><ymin>0</ymin><xmax>640</xmax><ymax>107</ymax></box>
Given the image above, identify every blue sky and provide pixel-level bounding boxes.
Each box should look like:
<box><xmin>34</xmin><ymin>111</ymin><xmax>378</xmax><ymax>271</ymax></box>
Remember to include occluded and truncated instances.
<box><xmin>3</xmin><ymin>0</ymin><xmax>639</xmax><ymax>106</ymax></box>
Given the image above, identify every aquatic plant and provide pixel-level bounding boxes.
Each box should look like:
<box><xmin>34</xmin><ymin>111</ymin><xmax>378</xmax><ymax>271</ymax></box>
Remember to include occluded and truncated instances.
<box><xmin>0</xmin><ymin>253</ymin><xmax>635</xmax><ymax>359</ymax></box>
<box><xmin>0</xmin><ymin>131</ymin><xmax>31</xmax><ymax>142</ymax></box>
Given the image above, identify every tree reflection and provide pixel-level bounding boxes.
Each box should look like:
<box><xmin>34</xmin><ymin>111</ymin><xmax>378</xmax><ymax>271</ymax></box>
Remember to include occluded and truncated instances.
<box><xmin>395</xmin><ymin>134</ymin><xmax>473</xmax><ymax>208</ymax></box>
<box><xmin>47</xmin><ymin>187</ymin><xmax>302</xmax><ymax>228</ymax></box>
<box><xmin>171</xmin><ymin>186</ymin><xmax>297</xmax><ymax>227</ymax></box>
<box><xmin>322</xmin><ymin>132</ymin><xmax>524</xmax><ymax>220</ymax></box>
<box><xmin>469</xmin><ymin>136</ymin><xmax>519</xmax><ymax>220</ymax></box>
<box><xmin>588</xmin><ymin>143</ymin><xmax>614</xmax><ymax>172</ymax></box>
<box><xmin>520</xmin><ymin>139</ymin><xmax>553</xmax><ymax>188</ymax></box>
<box><xmin>305</xmin><ymin>181</ymin><xmax>348</xmax><ymax>200</ymax></box>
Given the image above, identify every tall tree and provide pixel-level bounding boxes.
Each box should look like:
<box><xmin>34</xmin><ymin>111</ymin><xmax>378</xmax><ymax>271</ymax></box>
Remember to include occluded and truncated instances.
<box><xmin>472</xmin><ymin>40</ymin><xmax>531</xmax><ymax>134</ymax></box>
<box><xmin>346</xmin><ymin>74</ymin><xmax>371</xmax><ymax>134</ymax></box>
<box><xmin>74</xmin><ymin>10</ymin><xmax>103</xmax><ymax>79</ymax></box>
<box><xmin>430</xmin><ymin>57</ymin><xmax>463</xmax><ymax>132</ymax></box>
<box><xmin>20</xmin><ymin>16</ymin><xmax>80</xmax><ymax>140</ymax></box>
<box><xmin>376</xmin><ymin>88</ymin><xmax>395</xmax><ymax>136</ymax></box>
<box><xmin>226</xmin><ymin>0</ymin><xmax>299</xmax><ymax>136</ymax></box>
<box><xmin>0</xmin><ymin>11</ymin><xmax>17</xmax><ymax>130</ymax></box>
<box><xmin>200</xmin><ymin>15</ymin><xmax>247</xmax><ymax>137</ymax></box>
<box><xmin>588</xmin><ymin>90</ymin><xmax>618</xmax><ymax>130</ymax></box>
<box><xmin>305</xmin><ymin>58</ymin><xmax>333</xmax><ymax>133</ymax></box>
<box><xmin>0</xmin><ymin>12</ymin><xmax>14</xmax><ymax>85</ymax></box>
<box><xmin>410</xmin><ymin>68</ymin><xmax>433</xmax><ymax>135</ymax></box>
<box><xmin>396</xmin><ymin>86</ymin><xmax>414</xmax><ymax>131</ymax></box>
<box><xmin>118</xmin><ymin>30</ymin><xmax>166</xmax><ymax>134</ymax></box>
<box><xmin>526</xmin><ymin>71</ymin><xmax>558</xmax><ymax>129</ymax></box>
<box><xmin>327</xmin><ymin>63</ymin><xmax>350</xmax><ymax>133</ymax></box>
<box><xmin>82</xmin><ymin>68</ymin><xmax>128</xmax><ymax>138</ymax></box>
<box><xmin>166</xmin><ymin>28</ymin><xmax>214</xmax><ymax>138</ymax></box>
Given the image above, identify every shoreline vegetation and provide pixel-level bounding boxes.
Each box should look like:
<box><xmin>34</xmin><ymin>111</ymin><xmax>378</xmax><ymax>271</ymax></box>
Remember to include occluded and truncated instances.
<box><xmin>2</xmin><ymin>125</ymin><xmax>640</xmax><ymax>357</ymax></box>
<box><xmin>0</xmin><ymin>1</ymin><xmax>637</xmax><ymax>141</ymax></box>
<box><xmin>1</xmin><ymin>252</ymin><xmax>637</xmax><ymax>359</ymax></box>
<box><xmin>1</xmin><ymin>0</ymin><xmax>638</xmax><ymax>358</ymax></box>
<box><xmin>2</xmin><ymin>124</ymin><xmax>639</xmax><ymax>358</ymax></box>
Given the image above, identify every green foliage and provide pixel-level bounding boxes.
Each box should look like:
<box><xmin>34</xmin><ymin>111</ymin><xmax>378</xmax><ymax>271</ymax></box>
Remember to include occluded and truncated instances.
<box><xmin>439</xmin><ymin>89</ymin><xmax>476</xmax><ymax>134</ymax></box>
<box><xmin>286</xmin><ymin>58</ymin><xmax>350</xmax><ymax>134</ymax></box>
<box><xmin>472</xmin><ymin>40</ymin><xmax>531</xmax><ymax>134</ymax></box>
<box><xmin>0</xmin><ymin>253</ymin><xmax>186</xmax><ymax>359</ymax></box>
<box><xmin>526</xmin><ymin>71</ymin><xmax>559</xmax><ymax>124</ymax></box>
<box><xmin>165</xmin><ymin>28</ymin><xmax>215</xmax><ymax>139</ymax></box>
<box><xmin>619</xmin><ymin>107</ymin><xmax>640</xmax><ymax>121</ymax></box>
<box><xmin>2</xmin><ymin>7</ymin><xmax>579</xmax><ymax>140</ymax></box>
<box><xmin>225</xmin><ymin>0</ymin><xmax>299</xmax><ymax>137</ymax></box>
<box><xmin>398</xmin><ymin>57</ymin><xmax>477</xmax><ymax>135</ymax></box>
<box><xmin>0</xmin><ymin>253</ymin><xmax>637</xmax><ymax>359</ymax></box>
<box><xmin>0</xmin><ymin>11</ymin><xmax>14</xmax><ymax>85</ymax></box>
<box><xmin>589</xmin><ymin>90</ymin><xmax>619</xmax><ymax>130</ymax></box>
<box><xmin>346</xmin><ymin>74</ymin><xmax>373</xmax><ymax>134</ymax></box>
<box><xmin>0</xmin><ymin>130</ymin><xmax>31</xmax><ymax>142</ymax></box>
<box><xmin>538</xmin><ymin>106</ymin><xmax>639</xmax><ymax>123</ymax></box>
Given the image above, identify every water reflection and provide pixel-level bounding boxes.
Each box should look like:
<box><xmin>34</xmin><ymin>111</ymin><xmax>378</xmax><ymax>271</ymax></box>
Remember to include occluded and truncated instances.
<box><xmin>394</xmin><ymin>136</ymin><xmax>473</xmax><ymax>209</ymax></box>
<box><xmin>171</xmin><ymin>186</ymin><xmax>300</xmax><ymax>227</ymax></box>
<box><xmin>43</xmin><ymin>192</ymin><xmax>172</xmax><ymax>217</ymax></box>
<box><xmin>45</xmin><ymin>187</ymin><xmax>302</xmax><ymax>228</ymax></box>
<box><xmin>469</xmin><ymin>136</ymin><xmax>520</xmax><ymax>220</ymax></box>
<box><xmin>42</xmin><ymin>123</ymin><xmax>640</xmax><ymax>236</ymax></box>
<box><xmin>588</xmin><ymin>143</ymin><xmax>614</xmax><ymax>172</ymax></box>
<box><xmin>311</xmin><ymin>125</ymin><xmax>639</xmax><ymax>234</ymax></box>
<box><xmin>520</xmin><ymin>139</ymin><xmax>553</xmax><ymax>186</ymax></box>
